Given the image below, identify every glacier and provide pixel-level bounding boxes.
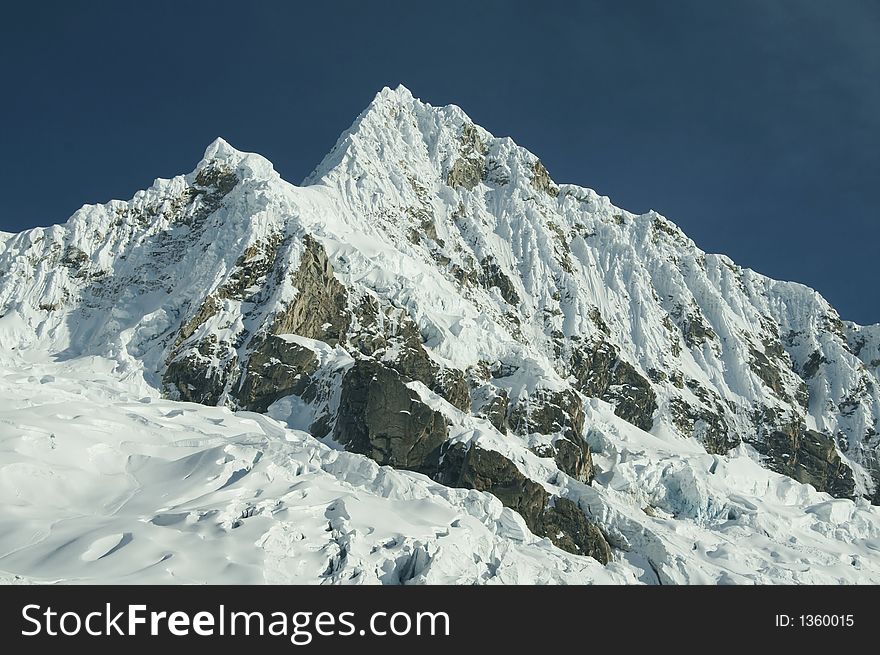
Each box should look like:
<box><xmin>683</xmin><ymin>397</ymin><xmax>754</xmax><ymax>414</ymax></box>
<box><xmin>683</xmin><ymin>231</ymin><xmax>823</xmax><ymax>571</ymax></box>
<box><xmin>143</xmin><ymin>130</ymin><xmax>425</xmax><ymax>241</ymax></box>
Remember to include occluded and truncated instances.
<box><xmin>1</xmin><ymin>85</ymin><xmax>879</xmax><ymax>584</ymax></box>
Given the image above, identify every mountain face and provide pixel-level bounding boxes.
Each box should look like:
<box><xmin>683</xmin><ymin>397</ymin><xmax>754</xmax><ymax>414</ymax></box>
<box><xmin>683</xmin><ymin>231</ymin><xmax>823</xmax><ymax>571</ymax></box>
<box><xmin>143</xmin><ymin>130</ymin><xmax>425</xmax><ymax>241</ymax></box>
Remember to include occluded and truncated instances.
<box><xmin>2</xmin><ymin>86</ymin><xmax>880</xmax><ymax>584</ymax></box>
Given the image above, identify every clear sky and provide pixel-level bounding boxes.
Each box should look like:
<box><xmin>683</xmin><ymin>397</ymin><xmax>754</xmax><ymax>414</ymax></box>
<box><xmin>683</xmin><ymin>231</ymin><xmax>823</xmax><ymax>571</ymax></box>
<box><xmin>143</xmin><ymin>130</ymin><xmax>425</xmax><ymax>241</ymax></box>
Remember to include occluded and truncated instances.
<box><xmin>1</xmin><ymin>1</ymin><xmax>877</xmax><ymax>323</ymax></box>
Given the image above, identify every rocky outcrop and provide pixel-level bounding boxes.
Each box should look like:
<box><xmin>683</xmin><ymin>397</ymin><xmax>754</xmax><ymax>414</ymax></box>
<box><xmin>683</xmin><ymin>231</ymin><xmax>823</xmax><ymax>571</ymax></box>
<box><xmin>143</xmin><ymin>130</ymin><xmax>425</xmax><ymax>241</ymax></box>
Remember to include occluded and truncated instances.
<box><xmin>218</xmin><ymin>235</ymin><xmax>283</xmax><ymax>301</ymax></box>
<box><xmin>194</xmin><ymin>163</ymin><xmax>238</xmax><ymax>201</ymax></box>
<box><xmin>530</xmin><ymin>160</ymin><xmax>558</xmax><ymax>197</ymax></box>
<box><xmin>432</xmin><ymin>367</ymin><xmax>470</xmax><ymax>411</ymax></box>
<box><xmin>163</xmin><ymin>337</ymin><xmax>236</xmax><ymax>406</ymax></box>
<box><xmin>749</xmin><ymin>347</ymin><xmax>788</xmax><ymax>399</ymax></box>
<box><xmin>447</xmin><ymin>156</ymin><xmax>484</xmax><ymax>191</ymax></box>
<box><xmin>479</xmin><ymin>256</ymin><xmax>520</xmax><ymax>306</ymax></box>
<box><xmin>551</xmin><ymin>436</ymin><xmax>594</xmax><ymax>483</ymax></box>
<box><xmin>271</xmin><ymin>235</ymin><xmax>350</xmax><ymax>345</ymax></box>
<box><xmin>164</xmin><ymin>234</ymin><xmax>345</xmax><ymax>408</ymax></box>
<box><xmin>802</xmin><ymin>350</ymin><xmax>827</xmax><ymax>379</ymax></box>
<box><xmin>756</xmin><ymin>428</ymin><xmax>855</xmax><ymax>499</ymax></box>
<box><xmin>438</xmin><ymin>444</ymin><xmax>611</xmax><ymax>563</ymax></box>
<box><xmin>669</xmin><ymin>302</ymin><xmax>716</xmax><ymax>347</ymax></box>
<box><xmin>542</xmin><ymin>497</ymin><xmax>613</xmax><ymax>563</ymax></box>
<box><xmin>532</xmin><ymin>437</ymin><xmax>594</xmax><ymax>483</ymax></box>
<box><xmin>348</xmin><ymin>299</ymin><xmax>471</xmax><ymax>411</ymax></box>
<box><xmin>439</xmin><ymin>444</ymin><xmax>548</xmax><ymax>530</ymax></box>
<box><xmin>386</xmin><ymin>333</ymin><xmax>436</xmax><ymax>387</ymax></box>
<box><xmin>166</xmin><ymin>233</ymin><xmax>284</xmax><ymax>398</ymax></box>
<box><xmin>235</xmin><ymin>335</ymin><xmax>318</xmax><ymax>412</ymax></box>
<box><xmin>509</xmin><ymin>388</ymin><xmax>585</xmax><ymax>442</ymax></box>
<box><xmin>670</xmin><ymin>396</ymin><xmax>737</xmax><ymax>455</ymax></box>
<box><xmin>347</xmin><ymin>294</ymin><xmax>387</xmax><ymax>356</ymax></box>
<box><xmin>446</xmin><ymin>123</ymin><xmax>487</xmax><ymax>190</ymax></box>
<box><xmin>473</xmin><ymin>385</ymin><xmax>510</xmax><ymax>433</ymax></box>
<box><xmin>666</xmin><ymin>379</ymin><xmax>742</xmax><ymax>454</ymax></box>
<box><xmin>334</xmin><ymin>359</ymin><xmax>448</xmax><ymax>474</ymax></box>
<box><xmin>185</xmin><ymin>162</ymin><xmax>239</xmax><ymax>227</ymax></box>
<box><xmin>176</xmin><ymin>295</ymin><xmax>221</xmax><ymax>344</ymax></box>
<box><xmin>569</xmin><ymin>339</ymin><xmax>657</xmax><ymax>432</ymax></box>
<box><xmin>60</xmin><ymin>245</ymin><xmax>88</xmax><ymax>269</ymax></box>
<box><xmin>506</xmin><ymin>383</ymin><xmax>596</xmax><ymax>489</ymax></box>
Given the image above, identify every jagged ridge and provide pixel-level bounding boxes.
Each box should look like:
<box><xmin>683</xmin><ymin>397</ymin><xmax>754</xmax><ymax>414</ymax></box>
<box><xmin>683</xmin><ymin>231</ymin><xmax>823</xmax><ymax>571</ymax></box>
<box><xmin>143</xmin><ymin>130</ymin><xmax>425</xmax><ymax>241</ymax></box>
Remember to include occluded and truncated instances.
<box><xmin>2</xmin><ymin>86</ymin><xmax>880</xmax><ymax>575</ymax></box>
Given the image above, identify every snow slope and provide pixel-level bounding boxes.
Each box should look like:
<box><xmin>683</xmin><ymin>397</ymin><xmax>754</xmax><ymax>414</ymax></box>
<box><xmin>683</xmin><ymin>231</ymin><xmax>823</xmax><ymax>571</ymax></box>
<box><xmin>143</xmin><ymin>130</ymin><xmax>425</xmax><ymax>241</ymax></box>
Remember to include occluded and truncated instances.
<box><xmin>1</xmin><ymin>85</ymin><xmax>879</xmax><ymax>584</ymax></box>
<box><xmin>0</xmin><ymin>354</ymin><xmax>628</xmax><ymax>584</ymax></box>
<box><xmin>2</xmin><ymin>354</ymin><xmax>879</xmax><ymax>584</ymax></box>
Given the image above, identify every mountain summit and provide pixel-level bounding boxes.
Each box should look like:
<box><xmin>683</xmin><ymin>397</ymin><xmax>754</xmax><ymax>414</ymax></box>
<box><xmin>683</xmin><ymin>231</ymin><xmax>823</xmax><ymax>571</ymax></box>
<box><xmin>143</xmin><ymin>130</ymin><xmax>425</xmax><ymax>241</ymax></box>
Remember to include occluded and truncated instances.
<box><xmin>1</xmin><ymin>87</ymin><xmax>879</xmax><ymax>584</ymax></box>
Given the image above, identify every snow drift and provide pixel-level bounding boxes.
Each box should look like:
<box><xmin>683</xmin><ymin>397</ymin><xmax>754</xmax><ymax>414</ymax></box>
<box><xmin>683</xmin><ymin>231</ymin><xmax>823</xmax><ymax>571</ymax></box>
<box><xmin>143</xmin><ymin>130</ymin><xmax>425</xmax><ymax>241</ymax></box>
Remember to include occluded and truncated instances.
<box><xmin>1</xmin><ymin>86</ymin><xmax>879</xmax><ymax>584</ymax></box>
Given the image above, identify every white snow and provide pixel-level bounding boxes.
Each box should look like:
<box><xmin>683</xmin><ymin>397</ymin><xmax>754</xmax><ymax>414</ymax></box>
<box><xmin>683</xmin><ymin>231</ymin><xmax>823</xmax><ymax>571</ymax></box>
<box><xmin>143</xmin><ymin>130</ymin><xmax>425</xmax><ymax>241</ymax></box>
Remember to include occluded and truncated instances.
<box><xmin>2</xmin><ymin>354</ymin><xmax>879</xmax><ymax>584</ymax></box>
<box><xmin>0</xmin><ymin>356</ymin><xmax>627</xmax><ymax>584</ymax></box>
<box><xmin>1</xmin><ymin>84</ymin><xmax>879</xmax><ymax>584</ymax></box>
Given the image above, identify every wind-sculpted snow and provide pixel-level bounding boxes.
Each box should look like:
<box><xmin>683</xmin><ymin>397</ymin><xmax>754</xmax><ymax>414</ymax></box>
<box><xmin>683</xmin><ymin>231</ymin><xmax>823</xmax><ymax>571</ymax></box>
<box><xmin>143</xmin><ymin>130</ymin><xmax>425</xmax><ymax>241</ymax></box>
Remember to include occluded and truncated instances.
<box><xmin>1</xmin><ymin>85</ymin><xmax>879</xmax><ymax>583</ymax></box>
<box><xmin>0</xmin><ymin>356</ymin><xmax>629</xmax><ymax>584</ymax></box>
<box><xmin>2</xmin><ymin>356</ymin><xmax>879</xmax><ymax>584</ymax></box>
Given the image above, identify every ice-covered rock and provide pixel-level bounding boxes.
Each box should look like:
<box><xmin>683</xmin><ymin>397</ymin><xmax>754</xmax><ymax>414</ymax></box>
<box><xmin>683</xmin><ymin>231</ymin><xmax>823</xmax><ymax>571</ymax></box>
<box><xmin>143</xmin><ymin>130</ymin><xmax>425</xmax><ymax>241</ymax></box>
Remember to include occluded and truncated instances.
<box><xmin>1</xmin><ymin>86</ymin><xmax>880</xmax><ymax>583</ymax></box>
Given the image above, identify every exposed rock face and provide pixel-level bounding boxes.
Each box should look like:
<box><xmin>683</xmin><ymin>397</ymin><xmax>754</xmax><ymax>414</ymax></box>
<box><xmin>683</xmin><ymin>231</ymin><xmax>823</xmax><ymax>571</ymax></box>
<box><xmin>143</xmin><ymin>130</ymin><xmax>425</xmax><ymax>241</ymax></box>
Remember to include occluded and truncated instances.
<box><xmin>439</xmin><ymin>444</ymin><xmax>548</xmax><ymax>530</ymax></box>
<box><xmin>60</xmin><ymin>245</ymin><xmax>88</xmax><ymax>269</ymax></box>
<box><xmin>542</xmin><ymin>497</ymin><xmax>613</xmax><ymax>563</ymax></box>
<box><xmin>508</xmin><ymin>387</ymin><xmax>595</xmax><ymax>482</ymax></box>
<box><xmin>509</xmin><ymin>388</ymin><xmax>585</xmax><ymax>442</ymax></box>
<box><xmin>236</xmin><ymin>335</ymin><xmax>318</xmax><ymax>412</ymax></box>
<box><xmin>177</xmin><ymin>296</ymin><xmax>221</xmax><ymax>344</ymax></box>
<box><xmin>350</xmin><ymin>300</ymin><xmax>431</xmax><ymax>380</ymax></box>
<box><xmin>757</xmin><ymin>428</ymin><xmax>856</xmax><ymax>499</ymax></box>
<box><xmin>334</xmin><ymin>359</ymin><xmax>448</xmax><ymax>474</ymax></box>
<box><xmin>749</xmin><ymin>347</ymin><xmax>788</xmax><ymax>399</ymax></box>
<box><xmin>154</xmin><ymin>166</ymin><xmax>257</xmax><ymax>405</ymax></box>
<box><xmin>447</xmin><ymin>156</ymin><xmax>484</xmax><ymax>191</ymax></box>
<box><xmin>570</xmin><ymin>339</ymin><xmax>657</xmax><ymax>432</ymax></box>
<box><xmin>670</xmin><ymin>396</ymin><xmax>737</xmax><ymax>455</ymax></box>
<box><xmin>530</xmin><ymin>160</ymin><xmax>558</xmax><ymax>197</ymax></box>
<box><xmin>162</xmin><ymin>233</ymin><xmax>345</xmax><ymax>408</ymax></box>
<box><xmin>432</xmin><ymin>367</ymin><xmax>470</xmax><ymax>411</ymax></box>
<box><xmin>163</xmin><ymin>345</ymin><xmax>235</xmax><ymax>405</ymax></box>
<box><xmin>194</xmin><ymin>163</ymin><xmax>238</xmax><ymax>201</ymax></box>
<box><xmin>551</xmin><ymin>436</ymin><xmax>594</xmax><ymax>483</ymax></box>
<box><xmin>446</xmin><ymin>123</ymin><xmax>487</xmax><ymax>190</ymax></box>
<box><xmin>438</xmin><ymin>444</ymin><xmax>611</xmax><ymax>563</ymax></box>
<box><xmin>348</xmin><ymin>300</ymin><xmax>471</xmax><ymax>411</ymax></box>
<box><xmin>669</xmin><ymin>302</ymin><xmax>716</xmax><ymax>347</ymax></box>
<box><xmin>272</xmin><ymin>235</ymin><xmax>350</xmax><ymax>344</ymax></box>
<box><xmin>479</xmin><ymin>256</ymin><xmax>520</xmax><ymax>306</ymax></box>
<box><xmin>347</xmin><ymin>294</ymin><xmax>386</xmax><ymax>356</ymax></box>
<box><xmin>218</xmin><ymin>234</ymin><xmax>283</xmax><ymax>301</ymax></box>
<box><xmin>384</xmin><ymin>330</ymin><xmax>436</xmax><ymax>386</ymax></box>
<box><xmin>802</xmin><ymin>350</ymin><xmax>827</xmax><ymax>378</ymax></box>
<box><xmin>474</xmin><ymin>386</ymin><xmax>510</xmax><ymax>433</ymax></box>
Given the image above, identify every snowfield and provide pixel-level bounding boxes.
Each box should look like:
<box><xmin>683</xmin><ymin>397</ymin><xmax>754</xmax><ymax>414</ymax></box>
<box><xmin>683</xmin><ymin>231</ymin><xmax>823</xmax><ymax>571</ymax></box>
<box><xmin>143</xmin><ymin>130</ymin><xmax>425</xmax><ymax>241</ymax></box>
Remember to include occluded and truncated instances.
<box><xmin>0</xmin><ymin>354</ymin><xmax>626</xmax><ymax>584</ymax></box>
<box><xmin>1</xmin><ymin>85</ymin><xmax>879</xmax><ymax>584</ymax></box>
<box><xmin>2</xmin><ymin>353</ymin><xmax>879</xmax><ymax>584</ymax></box>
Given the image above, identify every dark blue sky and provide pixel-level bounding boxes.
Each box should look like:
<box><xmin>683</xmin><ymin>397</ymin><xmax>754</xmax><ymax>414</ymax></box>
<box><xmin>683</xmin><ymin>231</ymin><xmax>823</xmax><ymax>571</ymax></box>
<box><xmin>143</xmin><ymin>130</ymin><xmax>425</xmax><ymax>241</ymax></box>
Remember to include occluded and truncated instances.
<box><xmin>1</xmin><ymin>1</ymin><xmax>877</xmax><ymax>323</ymax></box>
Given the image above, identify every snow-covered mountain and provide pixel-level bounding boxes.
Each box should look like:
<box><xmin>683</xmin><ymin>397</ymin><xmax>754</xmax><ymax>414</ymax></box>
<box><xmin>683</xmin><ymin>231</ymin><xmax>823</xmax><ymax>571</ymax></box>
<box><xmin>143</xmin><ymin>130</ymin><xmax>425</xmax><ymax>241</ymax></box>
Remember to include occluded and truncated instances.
<box><xmin>2</xmin><ymin>85</ymin><xmax>879</xmax><ymax>584</ymax></box>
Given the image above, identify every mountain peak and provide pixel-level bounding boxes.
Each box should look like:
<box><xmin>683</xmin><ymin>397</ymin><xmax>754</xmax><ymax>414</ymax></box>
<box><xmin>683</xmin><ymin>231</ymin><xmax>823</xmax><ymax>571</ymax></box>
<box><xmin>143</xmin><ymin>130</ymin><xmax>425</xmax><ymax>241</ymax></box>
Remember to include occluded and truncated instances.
<box><xmin>303</xmin><ymin>86</ymin><xmax>472</xmax><ymax>185</ymax></box>
<box><xmin>3</xmin><ymin>88</ymin><xmax>880</xmax><ymax>585</ymax></box>
<box><xmin>353</xmin><ymin>84</ymin><xmax>423</xmax><ymax>131</ymax></box>
<box><xmin>196</xmin><ymin>137</ymin><xmax>277</xmax><ymax>183</ymax></box>
<box><xmin>202</xmin><ymin>136</ymin><xmax>241</xmax><ymax>162</ymax></box>
<box><xmin>372</xmin><ymin>83</ymin><xmax>416</xmax><ymax>105</ymax></box>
